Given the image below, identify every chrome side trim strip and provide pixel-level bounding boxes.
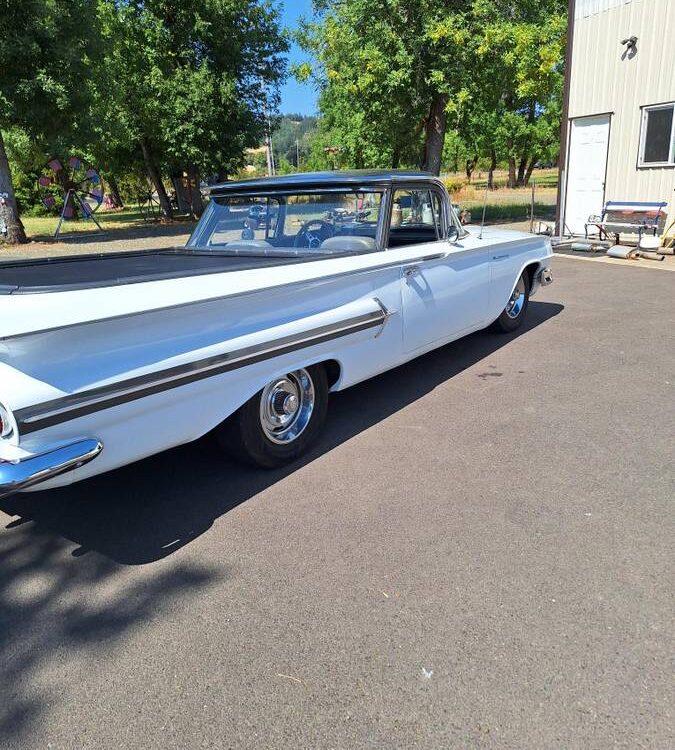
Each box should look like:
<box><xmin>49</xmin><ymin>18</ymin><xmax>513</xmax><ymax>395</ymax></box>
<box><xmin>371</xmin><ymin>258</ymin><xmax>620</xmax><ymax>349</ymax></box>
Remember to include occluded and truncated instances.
<box><xmin>15</xmin><ymin>307</ymin><xmax>388</xmax><ymax>435</ymax></box>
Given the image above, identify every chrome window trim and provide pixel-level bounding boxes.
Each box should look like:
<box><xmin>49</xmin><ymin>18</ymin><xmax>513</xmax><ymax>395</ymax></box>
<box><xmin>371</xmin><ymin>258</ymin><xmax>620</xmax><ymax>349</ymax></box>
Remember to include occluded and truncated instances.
<box><xmin>192</xmin><ymin>188</ymin><xmax>387</xmax><ymax>252</ymax></box>
<box><xmin>383</xmin><ymin>182</ymin><xmax>453</xmax><ymax>248</ymax></box>
<box><xmin>638</xmin><ymin>101</ymin><xmax>675</xmax><ymax>167</ymax></box>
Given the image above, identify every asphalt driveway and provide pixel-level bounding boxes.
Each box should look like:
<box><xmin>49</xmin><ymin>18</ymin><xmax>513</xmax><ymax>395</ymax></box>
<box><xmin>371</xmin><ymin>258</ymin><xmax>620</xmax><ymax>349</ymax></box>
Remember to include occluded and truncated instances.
<box><xmin>1</xmin><ymin>257</ymin><xmax>673</xmax><ymax>749</ymax></box>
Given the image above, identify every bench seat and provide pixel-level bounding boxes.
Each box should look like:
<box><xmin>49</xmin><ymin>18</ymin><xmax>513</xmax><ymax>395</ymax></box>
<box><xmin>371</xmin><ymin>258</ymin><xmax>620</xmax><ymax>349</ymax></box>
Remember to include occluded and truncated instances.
<box><xmin>585</xmin><ymin>201</ymin><xmax>668</xmax><ymax>243</ymax></box>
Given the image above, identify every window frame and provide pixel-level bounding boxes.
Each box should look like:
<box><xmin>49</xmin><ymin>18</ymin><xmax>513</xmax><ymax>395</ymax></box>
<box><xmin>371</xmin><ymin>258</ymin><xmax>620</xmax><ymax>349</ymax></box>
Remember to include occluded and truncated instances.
<box><xmin>188</xmin><ymin>188</ymin><xmax>387</xmax><ymax>254</ymax></box>
<box><xmin>274</xmin><ymin>189</ymin><xmax>384</xmax><ymax>244</ymax></box>
<box><xmin>638</xmin><ymin>102</ymin><xmax>675</xmax><ymax>168</ymax></box>
<box><xmin>384</xmin><ymin>183</ymin><xmax>452</xmax><ymax>249</ymax></box>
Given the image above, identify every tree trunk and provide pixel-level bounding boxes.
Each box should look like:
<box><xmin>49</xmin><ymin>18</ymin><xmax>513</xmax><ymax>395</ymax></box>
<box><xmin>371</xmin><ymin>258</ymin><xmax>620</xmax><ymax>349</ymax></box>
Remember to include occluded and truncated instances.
<box><xmin>421</xmin><ymin>93</ymin><xmax>448</xmax><ymax>175</ymax></box>
<box><xmin>516</xmin><ymin>154</ymin><xmax>528</xmax><ymax>187</ymax></box>
<box><xmin>107</xmin><ymin>175</ymin><xmax>124</xmax><ymax>208</ymax></box>
<box><xmin>140</xmin><ymin>138</ymin><xmax>173</xmax><ymax>220</ymax></box>
<box><xmin>0</xmin><ymin>129</ymin><xmax>28</xmax><ymax>244</ymax></box>
<box><xmin>507</xmin><ymin>156</ymin><xmax>517</xmax><ymax>188</ymax></box>
<box><xmin>187</xmin><ymin>164</ymin><xmax>203</xmax><ymax>218</ymax></box>
<box><xmin>522</xmin><ymin>155</ymin><xmax>538</xmax><ymax>187</ymax></box>
<box><xmin>487</xmin><ymin>149</ymin><xmax>497</xmax><ymax>190</ymax></box>
<box><xmin>451</xmin><ymin>142</ymin><xmax>459</xmax><ymax>174</ymax></box>
<box><xmin>391</xmin><ymin>145</ymin><xmax>401</xmax><ymax>169</ymax></box>
<box><xmin>171</xmin><ymin>173</ymin><xmax>191</xmax><ymax>213</ymax></box>
<box><xmin>465</xmin><ymin>155</ymin><xmax>478</xmax><ymax>182</ymax></box>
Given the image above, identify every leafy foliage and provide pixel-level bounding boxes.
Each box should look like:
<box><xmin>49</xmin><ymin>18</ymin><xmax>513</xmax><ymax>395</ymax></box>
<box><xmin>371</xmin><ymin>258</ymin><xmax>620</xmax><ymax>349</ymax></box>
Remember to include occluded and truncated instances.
<box><xmin>457</xmin><ymin>0</ymin><xmax>566</xmax><ymax>186</ymax></box>
<box><xmin>0</xmin><ymin>0</ymin><xmax>288</xmax><ymax>239</ymax></box>
<box><xmin>297</xmin><ymin>0</ymin><xmax>468</xmax><ymax>172</ymax></box>
<box><xmin>271</xmin><ymin>115</ymin><xmax>318</xmax><ymax>169</ymax></box>
<box><xmin>298</xmin><ymin>0</ymin><xmax>566</xmax><ymax>183</ymax></box>
<box><xmin>0</xmin><ymin>0</ymin><xmax>100</xmax><ymax>240</ymax></box>
<box><xmin>91</xmin><ymin>0</ymin><xmax>288</xmax><ymax>215</ymax></box>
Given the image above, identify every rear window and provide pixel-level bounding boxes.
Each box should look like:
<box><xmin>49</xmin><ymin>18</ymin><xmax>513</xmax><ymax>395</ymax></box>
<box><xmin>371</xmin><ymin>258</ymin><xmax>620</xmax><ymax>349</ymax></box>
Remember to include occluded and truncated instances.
<box><xmin>188</xmin><ymin>191</ymin><xmax>384</xmax><ymax>255</ymax></box>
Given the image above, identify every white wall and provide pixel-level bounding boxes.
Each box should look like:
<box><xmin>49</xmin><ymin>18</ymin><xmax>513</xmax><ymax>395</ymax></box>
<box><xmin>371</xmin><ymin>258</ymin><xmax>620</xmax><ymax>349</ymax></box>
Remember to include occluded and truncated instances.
<box><xmin>567</xmin><ymin>0</ymin><xmax>675</xmax><ymax>208</ymax></box>
<box><xmin>575</xmin><ymin>0</ymin><xmax>633</xmax><ymax>20</ymax></box>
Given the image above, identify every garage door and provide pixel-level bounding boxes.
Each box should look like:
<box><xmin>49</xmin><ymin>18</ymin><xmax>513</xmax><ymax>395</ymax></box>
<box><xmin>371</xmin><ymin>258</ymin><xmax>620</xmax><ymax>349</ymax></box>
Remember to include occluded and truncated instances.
<box><xmin>564</xmin><ymin>115</ymin><xmax>611</xmax><ymax>235</ymax></box>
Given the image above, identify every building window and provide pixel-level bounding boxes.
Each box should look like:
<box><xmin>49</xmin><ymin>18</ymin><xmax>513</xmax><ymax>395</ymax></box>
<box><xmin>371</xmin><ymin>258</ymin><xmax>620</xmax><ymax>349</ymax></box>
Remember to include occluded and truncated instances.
<box><xmin>639</xmin><ymin>103</ymin><xmax>675</xmax><ymax>166</ymax></box>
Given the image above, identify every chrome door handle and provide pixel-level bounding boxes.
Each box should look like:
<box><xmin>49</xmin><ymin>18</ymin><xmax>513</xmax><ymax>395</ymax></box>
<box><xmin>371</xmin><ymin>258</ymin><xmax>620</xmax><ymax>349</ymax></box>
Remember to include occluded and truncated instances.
<box><xmin>404</xmin><ymin>265</ymin><xmax>420</xmax><ymax>280</ymax></box>
<box><xmin>492</xmin><ymin>253</ymin><xmax>509</xmax><ymax>260</ymax></box>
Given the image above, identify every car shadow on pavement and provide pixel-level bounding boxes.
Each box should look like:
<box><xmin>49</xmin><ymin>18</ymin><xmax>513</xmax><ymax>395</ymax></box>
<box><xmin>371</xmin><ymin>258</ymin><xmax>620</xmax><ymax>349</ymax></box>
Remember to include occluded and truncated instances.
<box><xmin>1</xmin><ymin>301</ymin><xmax>563</xmax><ymax>565</ymax></box>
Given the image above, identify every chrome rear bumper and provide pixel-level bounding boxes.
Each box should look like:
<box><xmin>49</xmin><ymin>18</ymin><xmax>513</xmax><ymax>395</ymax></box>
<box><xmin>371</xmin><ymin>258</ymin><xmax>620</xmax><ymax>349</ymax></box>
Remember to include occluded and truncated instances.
<box><xmin>0</xmin><ymin>439</ymin><xmax>102</xmax><ymax>499</ymax></box>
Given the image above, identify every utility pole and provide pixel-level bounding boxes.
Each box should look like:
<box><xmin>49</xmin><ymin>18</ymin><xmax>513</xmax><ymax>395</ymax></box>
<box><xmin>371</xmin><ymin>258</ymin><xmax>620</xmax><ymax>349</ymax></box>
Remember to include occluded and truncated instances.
<box><xmin>262</xmin><ymin>95</ymin><xmax>276</xmax><ymax>176</ymax></box>
<box><xmin>296</xmin><ymin>139</ymin><xmax>300</xmax><ymax>170</ymax></box>
<box><xmin>268</xmin><ymin>116</ymin><xmax>276</xmax><ymax>176</ymax></box>
<box><xmin>265</xmin><ymin>131</ymin><xmax>274</xmax><ymax>177</ymax></box>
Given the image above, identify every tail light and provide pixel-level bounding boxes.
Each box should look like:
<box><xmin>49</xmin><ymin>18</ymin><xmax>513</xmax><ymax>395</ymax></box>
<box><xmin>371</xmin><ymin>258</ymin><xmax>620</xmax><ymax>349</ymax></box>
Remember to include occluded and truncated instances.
<box><xmin>0</xmin><ymin>403</ymin><xmax>13</xmax><ymax>438</ymax></box>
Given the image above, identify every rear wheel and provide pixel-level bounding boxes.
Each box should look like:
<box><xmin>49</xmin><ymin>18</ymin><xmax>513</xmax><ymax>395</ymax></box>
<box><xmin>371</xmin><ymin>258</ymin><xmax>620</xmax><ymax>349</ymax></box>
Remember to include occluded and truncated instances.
<box><xmin>217</xmin><ymin>365</ymin><xmax>328</xmax><ymax>468</ymax></box>
<box><xmin>491</xmin><ymin>271</ymin><xmax>530</xmax><ymax>333</ymax></box>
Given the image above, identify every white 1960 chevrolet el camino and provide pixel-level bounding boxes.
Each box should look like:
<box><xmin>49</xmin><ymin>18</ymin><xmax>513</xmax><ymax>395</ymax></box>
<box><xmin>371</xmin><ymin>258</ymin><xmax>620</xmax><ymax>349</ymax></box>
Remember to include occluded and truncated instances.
<box><xmin>0</xmin><ymin>170</ymin><xmax>552</xmax><ymax>498</ymax></box>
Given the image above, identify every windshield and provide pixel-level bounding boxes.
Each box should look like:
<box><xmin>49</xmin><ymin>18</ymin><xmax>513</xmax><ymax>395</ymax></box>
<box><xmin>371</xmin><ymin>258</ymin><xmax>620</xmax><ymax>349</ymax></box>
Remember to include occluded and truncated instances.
<box><xmin>187</xmin><ymin>190</ymin><xmax>384</xmax><ymax>256</ymax></box>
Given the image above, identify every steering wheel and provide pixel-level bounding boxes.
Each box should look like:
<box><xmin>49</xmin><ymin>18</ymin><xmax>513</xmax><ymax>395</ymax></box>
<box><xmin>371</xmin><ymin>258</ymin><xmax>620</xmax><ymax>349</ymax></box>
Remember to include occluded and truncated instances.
<box><xmin>294</xmin><ymin>219</ymin><xmax>335</xmax><ymax>249</ymax></box>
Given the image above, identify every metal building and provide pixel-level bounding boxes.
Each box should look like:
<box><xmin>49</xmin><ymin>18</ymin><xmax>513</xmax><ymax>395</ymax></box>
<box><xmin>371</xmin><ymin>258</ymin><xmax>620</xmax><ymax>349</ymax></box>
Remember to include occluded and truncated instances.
<box><xmin>559</xmin><ymin>0</ymin><xmax>675</xmax><ymax>235</ymax></box>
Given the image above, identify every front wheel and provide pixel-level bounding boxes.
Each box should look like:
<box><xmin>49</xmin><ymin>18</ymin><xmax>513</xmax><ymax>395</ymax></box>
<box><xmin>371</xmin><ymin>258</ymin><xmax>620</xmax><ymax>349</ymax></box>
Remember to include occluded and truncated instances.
<box><xmin>216</xmin><ymin>365</ymin><xmax>328</xmax><ymax>468</ymax></box>
<box><xmin>490</xmin><ymin>271</ymin><xmax>530</xmax><ymax>333</ymax></box>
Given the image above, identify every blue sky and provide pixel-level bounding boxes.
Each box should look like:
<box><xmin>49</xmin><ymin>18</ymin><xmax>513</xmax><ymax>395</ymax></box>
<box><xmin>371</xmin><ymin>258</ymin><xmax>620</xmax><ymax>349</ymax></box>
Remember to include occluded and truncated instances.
<box><xmin>278</xmin><ymin>0</ymin><xmax>318</xmax><ymax>116</ymax></box>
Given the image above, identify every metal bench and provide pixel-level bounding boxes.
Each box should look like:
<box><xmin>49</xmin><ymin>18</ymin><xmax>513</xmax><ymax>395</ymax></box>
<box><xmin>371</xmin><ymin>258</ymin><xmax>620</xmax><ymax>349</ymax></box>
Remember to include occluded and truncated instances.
<box><xmin>585</xmin><ymin>201</ymin><xmax>668</xmax><ymax>244</ymax></box>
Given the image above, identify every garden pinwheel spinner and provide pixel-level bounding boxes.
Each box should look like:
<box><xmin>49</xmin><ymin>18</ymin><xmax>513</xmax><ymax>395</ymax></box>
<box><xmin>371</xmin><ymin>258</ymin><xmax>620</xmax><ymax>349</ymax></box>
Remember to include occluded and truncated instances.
<box><xmin>38</xmin><ymin>157</ymin><xmax>104</xmax><ymax>238</ymax></box>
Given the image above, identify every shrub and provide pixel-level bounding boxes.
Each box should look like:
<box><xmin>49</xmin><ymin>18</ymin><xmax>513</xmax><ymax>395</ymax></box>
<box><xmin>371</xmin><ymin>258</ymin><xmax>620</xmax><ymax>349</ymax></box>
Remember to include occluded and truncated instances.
<box><xmin>442</xmin><ymin>175</ymin><xmax>466</xmax><ymax>194</ymax></box>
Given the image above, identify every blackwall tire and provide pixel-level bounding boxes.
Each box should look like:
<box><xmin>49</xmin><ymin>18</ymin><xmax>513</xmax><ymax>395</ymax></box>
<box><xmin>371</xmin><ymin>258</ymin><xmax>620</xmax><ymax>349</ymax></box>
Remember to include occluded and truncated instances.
<box><xmin>217</xmin><ymin>365</ymin><xmax>329</xmax><ymax>468</ymax></box>
<box><xmin>490</xmin><ymin>271</ymin><xmax>530</xmax><ymax>333</ymax></box>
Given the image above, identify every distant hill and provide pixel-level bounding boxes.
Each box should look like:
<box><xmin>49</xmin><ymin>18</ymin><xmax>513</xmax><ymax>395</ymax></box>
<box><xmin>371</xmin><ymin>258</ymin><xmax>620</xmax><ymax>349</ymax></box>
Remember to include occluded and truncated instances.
<box><xmin>271</xmin><ymin>114</ymin><xmax>318</xmax><ymax>169</ymax></box>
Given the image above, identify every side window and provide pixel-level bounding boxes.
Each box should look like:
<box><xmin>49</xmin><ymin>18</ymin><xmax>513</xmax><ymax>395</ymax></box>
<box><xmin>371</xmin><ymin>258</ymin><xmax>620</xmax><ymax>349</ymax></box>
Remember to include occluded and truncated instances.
<box><xmin>242</xmin><ymin>198</ymin><xmax>280</xmax><ymax>241</ymax></box>
<box><xmin>639</xmin><ymin>103</ymin><xmax>675</xmax><ymax>166</ymax></box>
<box><xmin>389</xmin><ymin>188</ymin><xmax>445</xmax><ymax>248</ymax></box>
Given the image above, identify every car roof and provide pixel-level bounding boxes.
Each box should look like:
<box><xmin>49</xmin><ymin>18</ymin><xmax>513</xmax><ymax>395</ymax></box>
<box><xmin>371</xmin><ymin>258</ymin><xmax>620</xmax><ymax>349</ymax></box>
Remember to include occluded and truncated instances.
<box><xmin>206</xmin><ymin>170</ymin><xmax>445</xmax><ymax>195</ymax></box>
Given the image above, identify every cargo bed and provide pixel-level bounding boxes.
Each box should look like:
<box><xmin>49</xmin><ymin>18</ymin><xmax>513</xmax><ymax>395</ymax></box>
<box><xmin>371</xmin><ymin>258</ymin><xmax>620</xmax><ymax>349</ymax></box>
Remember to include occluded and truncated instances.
<box><xmin>0</xmin><ymin>248</ymin><xmax>320</xmax><ymax>294</ymax></box>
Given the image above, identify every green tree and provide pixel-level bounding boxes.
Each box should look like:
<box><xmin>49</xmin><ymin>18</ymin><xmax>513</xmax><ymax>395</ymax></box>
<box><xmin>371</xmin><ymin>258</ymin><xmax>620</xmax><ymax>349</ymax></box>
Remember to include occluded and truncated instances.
<box><xmin>459</xmin><ymin>0</ymin><xmax>566</xmax><ymax>187</ymax></box>
<box><xmin>0</xmin><ymin>0</ymin><xmax>98</xmax><ymax>243</ymax></box>
<box><xmin>94</xmin><ymin>0</ymin><xmax>287</xmax><ymax>219</ymax></box>
<box><xmin>297</xmin><ymin>0</ymin><xmax>469</xmax><ymax>175</ymax></box>
<box><xmin>299</xmin><ymin>0</ymin><xmax>566</xmax><ymax>182</ymax></box>
<box><xmin>2</xmin><ymin>128</ymin><xmax>51</xmax><ymax>214</ymax></box>
<box><xmin>271</xmin><ymin>115</ymin><xmax>318</xmax><ymax>169</ymax></box>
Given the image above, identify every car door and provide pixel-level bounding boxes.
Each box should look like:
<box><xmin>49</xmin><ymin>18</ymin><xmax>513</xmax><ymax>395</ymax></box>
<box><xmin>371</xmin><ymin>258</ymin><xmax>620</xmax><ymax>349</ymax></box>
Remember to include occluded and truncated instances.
<box><xmin>395</xmin><ymin>187</ymin><xmax>490</xmax><ymax>353</ymax></box>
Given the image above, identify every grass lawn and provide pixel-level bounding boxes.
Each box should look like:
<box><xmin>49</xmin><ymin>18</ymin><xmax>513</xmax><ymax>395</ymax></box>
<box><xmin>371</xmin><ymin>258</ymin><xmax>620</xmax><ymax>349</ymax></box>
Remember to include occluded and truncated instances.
<box><xmin>17</xmin><ymin>205</ymin><xmax>153</xmax><ymax>241</ymax></box>
<box><xmin>464</xmin><ymin>200</ymin><xmax>557</xmax><ymax>223</ymax></box>
<box><xmin>471</xmin><ymin>167</ymin><xmax>559</xmax><ymax>190</ymax></box>
<box><xmin>4</xmin><ymin>169</ymin><xmax>560</xmax><ymax>251</ymax></box>
<box><xmin>449</xmin><ymin>168</ymin><xmax>558</xmax><ymax>223</ymax></box>
<box><xmin>13</xmin><ymin>205</ymin><xmax>193</xmax><ymax>244</ymax></box>
<box><xmin>459</xmin><ymin>188</ymin><xmax>558</xmax><ymax>223</ymax></box>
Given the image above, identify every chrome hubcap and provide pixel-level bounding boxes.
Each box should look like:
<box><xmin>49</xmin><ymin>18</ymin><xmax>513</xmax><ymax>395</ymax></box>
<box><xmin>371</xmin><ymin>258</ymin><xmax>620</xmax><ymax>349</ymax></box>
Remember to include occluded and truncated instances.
<box><xmin>505</xmin><ymin>275</ymin><xmax>526</xmax><ymax>319</ymax></box>
<box><xmin>259</xmin><ymin>369</ymin><xmax>315</xmax><ymax>444</ymax></box>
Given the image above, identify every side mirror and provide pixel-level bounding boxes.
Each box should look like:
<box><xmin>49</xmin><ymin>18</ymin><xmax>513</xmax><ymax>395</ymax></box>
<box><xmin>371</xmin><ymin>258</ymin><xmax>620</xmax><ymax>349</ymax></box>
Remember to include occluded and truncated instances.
<box><xmin>447</xmin><ymin>224</ymin><xmax>460</xmax><ymax>243</ymax></box>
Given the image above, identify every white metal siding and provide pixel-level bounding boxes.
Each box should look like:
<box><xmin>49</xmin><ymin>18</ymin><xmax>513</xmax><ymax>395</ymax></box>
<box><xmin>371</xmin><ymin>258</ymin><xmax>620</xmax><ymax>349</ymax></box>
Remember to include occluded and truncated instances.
<box><xmin>567</xmin><ymin>0</ymin><xmax>675</xmax><ymax>209</ymax></box>
<box><xmin>575</xmin><ymin>0</ymin><xmax>632</xmax><ymax>20</ymax></box>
